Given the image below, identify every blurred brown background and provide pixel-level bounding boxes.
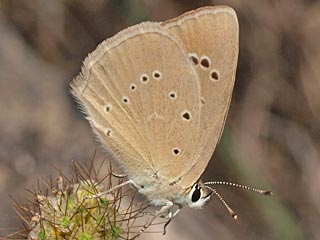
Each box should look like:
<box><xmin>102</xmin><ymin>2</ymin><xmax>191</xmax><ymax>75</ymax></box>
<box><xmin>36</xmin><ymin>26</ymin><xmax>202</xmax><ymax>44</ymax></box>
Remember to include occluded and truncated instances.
<box><xmin>0</xmin><ymin>0</ymin><xmax>319</xmax><ymax>239</ymax></box>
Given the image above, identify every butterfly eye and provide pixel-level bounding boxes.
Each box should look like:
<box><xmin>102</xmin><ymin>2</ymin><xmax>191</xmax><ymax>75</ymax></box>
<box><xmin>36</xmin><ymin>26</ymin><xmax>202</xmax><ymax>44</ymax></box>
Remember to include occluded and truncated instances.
<box><xmin>191</xmin><ymin>184</ymin><xmax>202</xmax><ymax>202</ymax></box>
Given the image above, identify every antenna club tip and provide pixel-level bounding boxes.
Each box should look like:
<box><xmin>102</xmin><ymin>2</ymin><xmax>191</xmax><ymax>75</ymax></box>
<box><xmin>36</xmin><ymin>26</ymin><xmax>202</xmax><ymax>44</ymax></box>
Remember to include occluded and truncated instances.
<box><xmin>232</xmin><ymin>214</ymin><xmax>238</xmax><ymax>220</ymax></box>
<box><xmin>263</xmin><ymin>191</ymin><xmax>273</xmax><ymax>196</ymax></box>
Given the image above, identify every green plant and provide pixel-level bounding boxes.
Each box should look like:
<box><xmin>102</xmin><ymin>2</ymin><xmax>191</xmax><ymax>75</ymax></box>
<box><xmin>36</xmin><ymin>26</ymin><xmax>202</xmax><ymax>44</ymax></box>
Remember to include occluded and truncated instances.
<box><xmin>9</xmin><ymin>159</ymin><xmax>161</xmax><ymax>239</ymax></box>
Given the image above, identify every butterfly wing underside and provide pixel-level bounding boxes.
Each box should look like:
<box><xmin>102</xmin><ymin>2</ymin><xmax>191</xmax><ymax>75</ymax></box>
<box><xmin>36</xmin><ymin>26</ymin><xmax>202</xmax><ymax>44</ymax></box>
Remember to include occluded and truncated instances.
<box><xmin>71</xmin><ymin>23</ymin><xmax>202</xmax><ymax>186</ymax></box>
<box><xmin>163</xmin><ymin>6</ymin><xmax>239</xmax><ymax>187</ymax></box>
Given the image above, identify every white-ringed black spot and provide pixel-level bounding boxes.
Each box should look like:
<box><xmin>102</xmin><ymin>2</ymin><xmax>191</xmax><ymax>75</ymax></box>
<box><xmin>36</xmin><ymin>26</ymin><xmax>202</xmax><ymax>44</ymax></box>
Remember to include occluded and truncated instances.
<box><xmin>152</xmin><ymin>70</ymin><xmax>162</xmax><ymax>80</ymax></box>
<box><xmin>200</xmin><ymin>56</ymin><xmax>210</xmax><ymax>69</ymax></box>
<box><xmin>169</xmin><ymin>91</ymin><xmax>177</xmax><ymax>100</ymax></box>
<box><xmin>172</xmin><ymin>148</ymin><xmax>180</xmax><ymax>156</ymax></box>
<box><xmin>210</xmin><ymin>70</ymin><xmax>220</xmax><ymax>81</ymax></box>
<box><xmin>181</xmin><ymin>111</ymin><xmax>191</xmax><ymax>121</ymax></box>
<box><xmin>189</xmin><ymin>53</ymin><xmax>199</xmax><ymax>66</ymax></box>
<box><xmin>104</xmin><ymin>104</ymin><xmax>112</xmax><ymax>113</ymax></box>
<box><xmin>122</xmin><ymin>96</ymin><xmax>129</xmax><ymax>104</ymax></box>
<box><xmin>105</xmin><ymin>128</ymin><xmax>112</xmax><ymax>137</ymax></box>
<box><xmin>140</xmin><ymin>74</ymin><xmax>149</xmax><ymax>84</ymax></box>
<box><xmin>130</xmin><ymin>83</ymin><xmax>137</xmax><ymax>91</ymax></box>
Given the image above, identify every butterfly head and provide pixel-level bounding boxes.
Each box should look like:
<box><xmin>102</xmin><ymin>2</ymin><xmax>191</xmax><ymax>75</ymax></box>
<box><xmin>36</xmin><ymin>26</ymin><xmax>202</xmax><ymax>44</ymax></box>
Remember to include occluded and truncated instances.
<box><xmin>186</xmin><ymin>180</ymin><xmax>212</xmax><ymax>209</ymax></box>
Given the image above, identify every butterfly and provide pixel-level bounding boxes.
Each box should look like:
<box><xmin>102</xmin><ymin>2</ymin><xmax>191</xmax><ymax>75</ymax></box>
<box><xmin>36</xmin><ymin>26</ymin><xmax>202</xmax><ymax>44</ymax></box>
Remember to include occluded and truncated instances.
<box><xmin>71</xmin><ymin>5</ymin><xmax>271</xmax><ymax>236</ymax></box>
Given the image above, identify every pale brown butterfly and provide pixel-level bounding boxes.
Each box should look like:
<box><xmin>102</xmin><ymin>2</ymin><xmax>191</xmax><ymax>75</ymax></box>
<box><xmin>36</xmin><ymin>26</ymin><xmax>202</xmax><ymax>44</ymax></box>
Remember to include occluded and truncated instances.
<box><xmin>71</xmin><ymin>5</ymin><xmax>271</xmax><ymax>235</ymax></box>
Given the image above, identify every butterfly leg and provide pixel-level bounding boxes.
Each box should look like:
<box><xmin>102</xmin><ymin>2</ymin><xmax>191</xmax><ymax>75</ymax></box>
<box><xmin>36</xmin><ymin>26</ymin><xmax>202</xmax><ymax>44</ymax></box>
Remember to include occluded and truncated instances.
<box><xmin>133</xmin><ymin>200</ymin><xmax>173</xmax><ymax>239</ymax></box>
<box><xmin>84</xmin><ymin>179</ymin><xmax>139</xmax><ymax>199</ymax></box>
<box><xmin>161</xmin><ymin>203</ymin><xmax>183</xmax><ymax>218</ymax></box>
<box><xmin>162</xmin><ymin>203</ymin><xmax>183</xmax><ymax>235</ymax></box>
<box><xmin>111</xmin><ymin>172</ymin><xmax>128</xmax><ymax>178</ymax></box>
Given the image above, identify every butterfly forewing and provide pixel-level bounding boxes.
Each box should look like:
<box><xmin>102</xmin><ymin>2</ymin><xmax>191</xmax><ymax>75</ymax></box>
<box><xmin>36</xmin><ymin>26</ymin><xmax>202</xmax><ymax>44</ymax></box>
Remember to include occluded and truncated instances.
<box><xmin>71</xmin><ymin>23</ymin><xmax>201</xmax><ymax>185</ymax></box>
<box><xmin>163</xmin><ymin>6</ymin><xmax>239</xmax><ymax>187</ymax></box>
